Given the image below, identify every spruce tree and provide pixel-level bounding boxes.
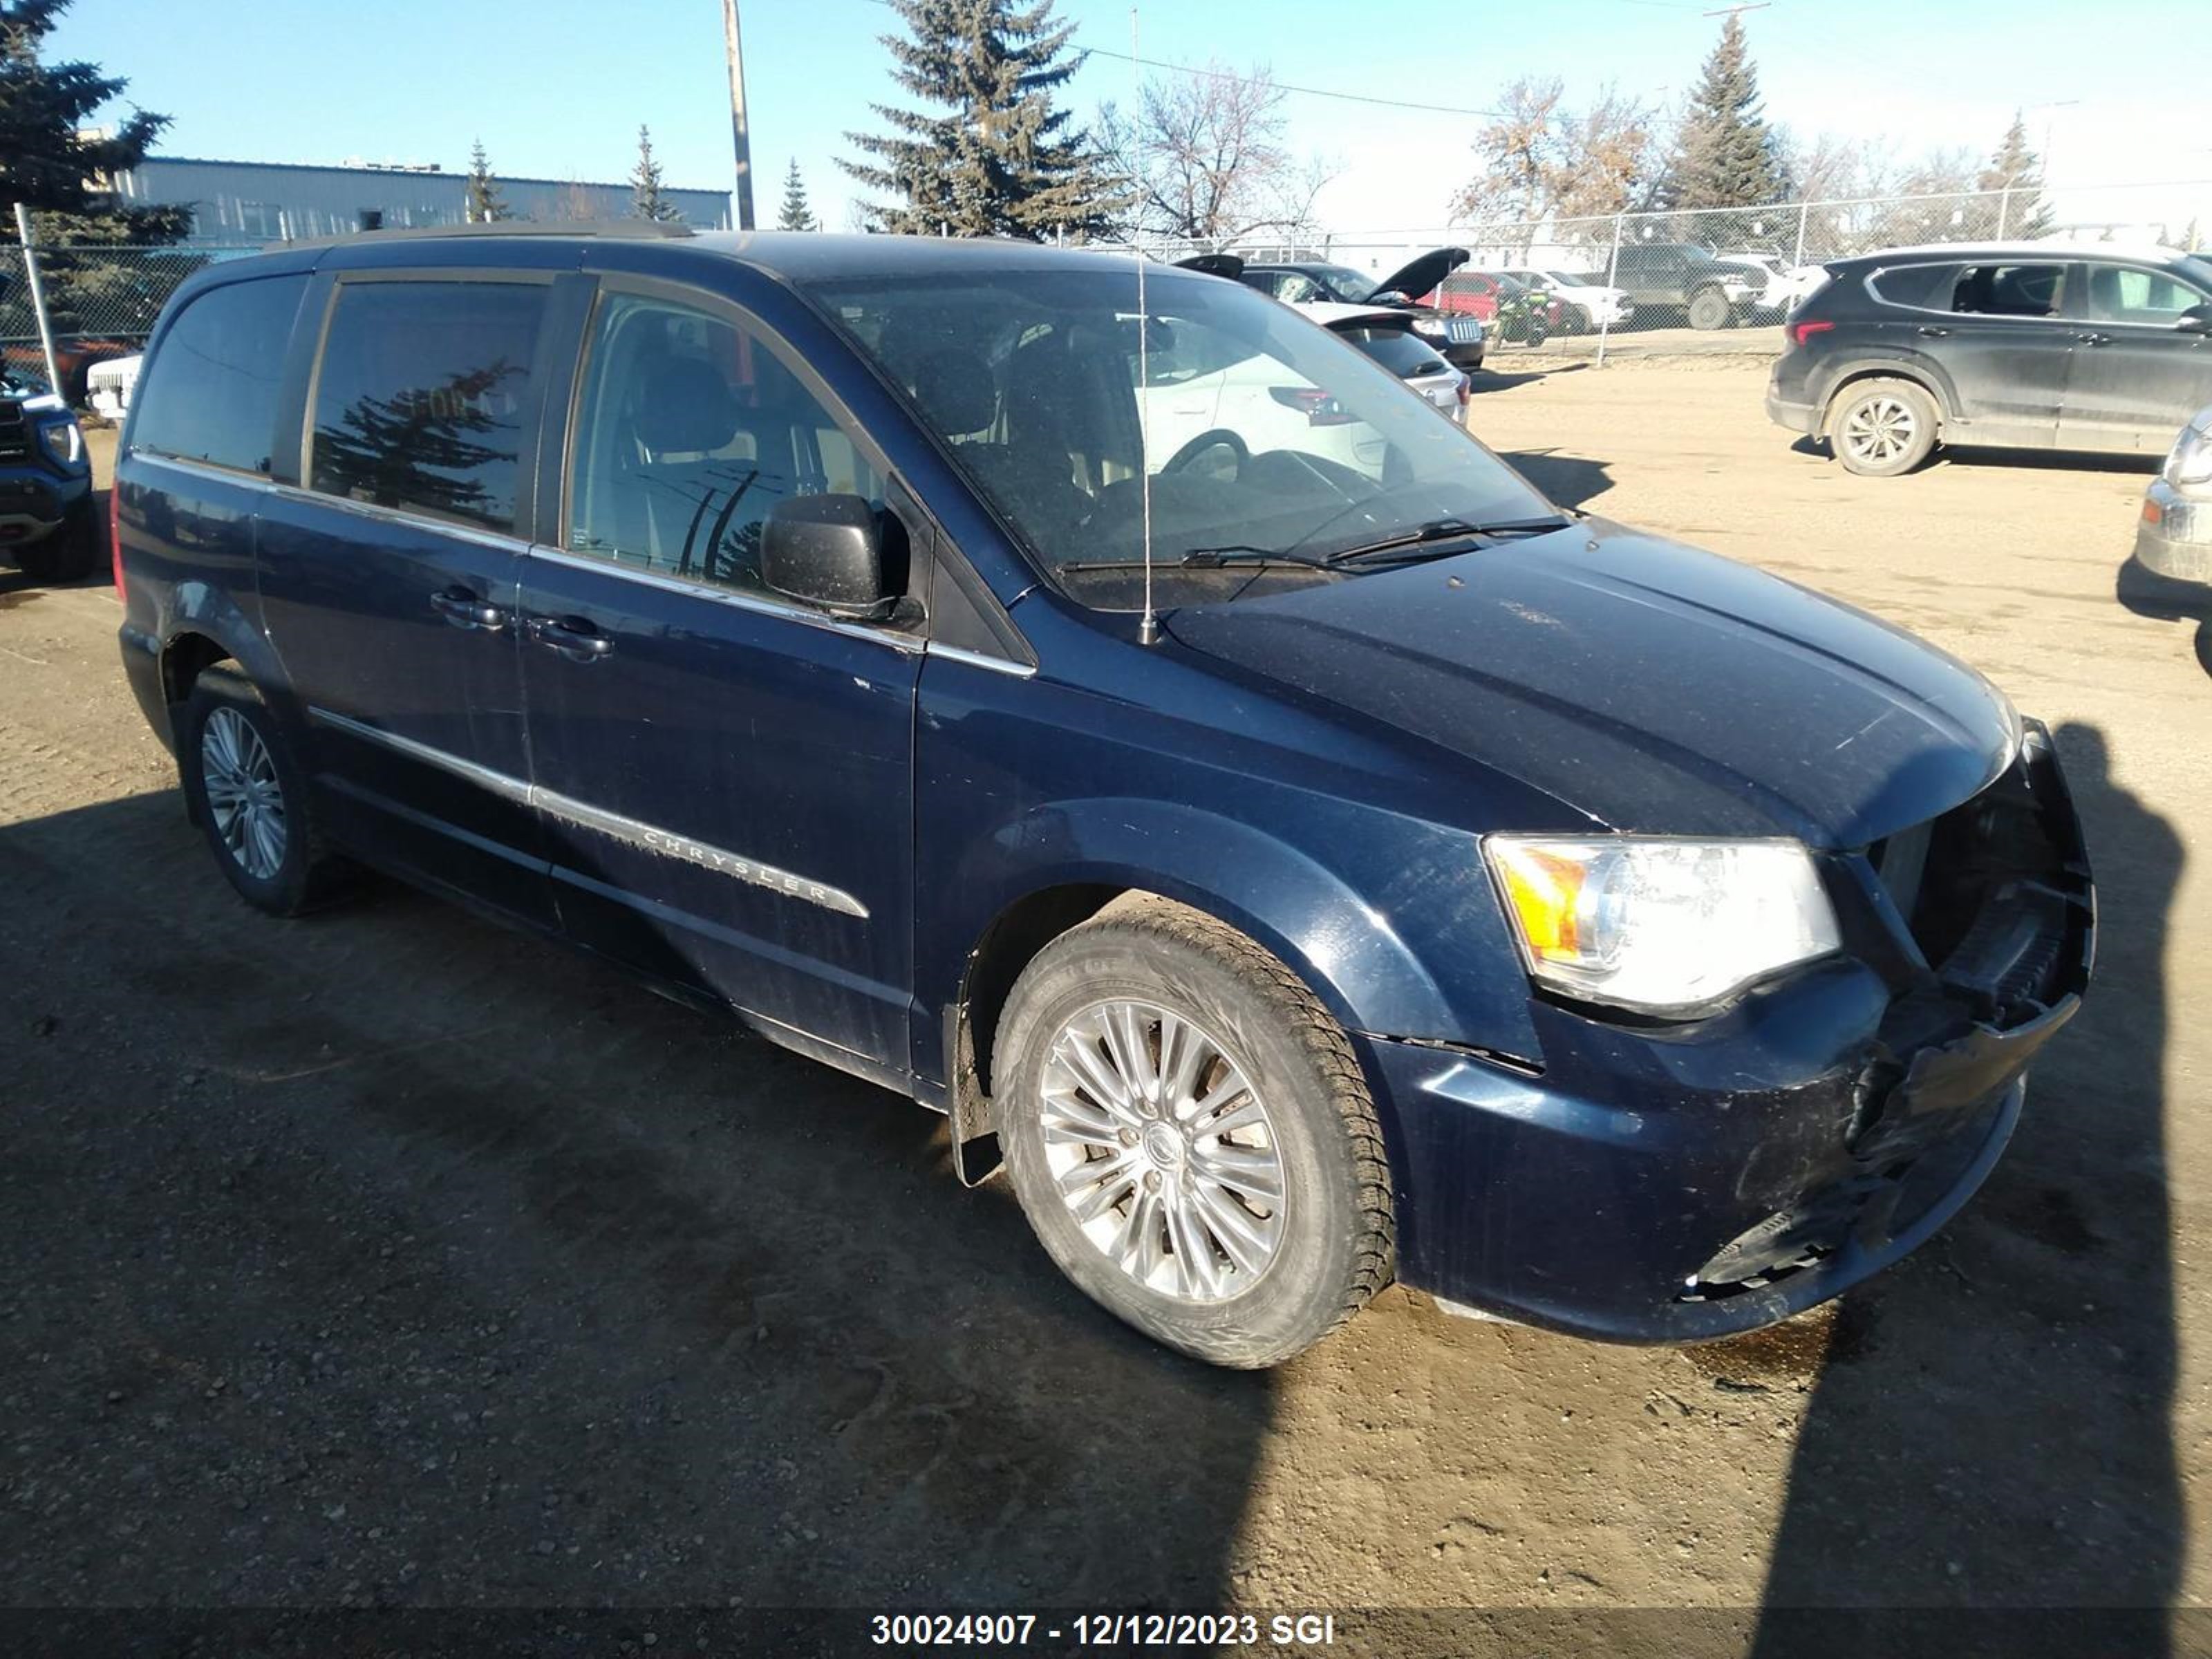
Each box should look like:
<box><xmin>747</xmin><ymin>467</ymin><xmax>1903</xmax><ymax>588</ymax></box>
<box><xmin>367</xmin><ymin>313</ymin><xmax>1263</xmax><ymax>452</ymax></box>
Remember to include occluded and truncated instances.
<box><xmin>465</xmin><ymin>139</ymin><xmax>511</xmax><ymax>223</ymax></box>
<box><xmin>777</xmin><ymin>159</ymin><xmax>818</xmax><ymax>231</ymax></box>
<box><xmin>839</xmin><ymin>0</ymin><xmax>1123</xmax><ymax>239</ymax></box>
<box><xmin>1</xmin><ymin>0</ymin><xmax>191</xmax><ymax>344</ymax></box>
<box><xmin>630</xmin><ymin>124</ymin><xmax>679</xmax><ymax>223</ymax></box>
<box><xmin>1665</xmin><ymin>16</ymin><xmax>1786</xmax><ymax>212</ymax></box>
<box><xmin>1978</xmin><ymin>114</ymin><xmax>2054</xmax><ymax>238</ymax></box>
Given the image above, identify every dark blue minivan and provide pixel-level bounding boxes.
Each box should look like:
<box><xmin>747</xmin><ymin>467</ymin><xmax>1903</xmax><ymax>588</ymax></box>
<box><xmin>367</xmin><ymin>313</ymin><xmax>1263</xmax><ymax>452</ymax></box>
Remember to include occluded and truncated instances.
<box><xmin>113</xmin><ymin>227</ymin><xmax>2094</xmax><ymax>1367</ymax></box>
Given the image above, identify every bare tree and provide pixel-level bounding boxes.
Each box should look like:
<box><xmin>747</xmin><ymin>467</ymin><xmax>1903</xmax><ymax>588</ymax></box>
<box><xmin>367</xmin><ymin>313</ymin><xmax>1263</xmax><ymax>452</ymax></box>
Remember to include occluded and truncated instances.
<box><xmin>1451</xmin><ymin>79</ymin><xmax>1659</xmax><ymax>248</ymax></box>
<box><xmin>1099</xmin><ymin>62</ymin><xmax>1335</xmax><ymax>249</ymax></box>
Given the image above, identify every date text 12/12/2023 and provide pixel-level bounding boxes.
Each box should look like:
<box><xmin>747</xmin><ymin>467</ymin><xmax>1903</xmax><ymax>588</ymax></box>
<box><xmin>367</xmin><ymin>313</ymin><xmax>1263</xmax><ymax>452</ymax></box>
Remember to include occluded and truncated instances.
<box><xmin>869</xmin><ymin>1613</ymin><xmax>1340</xmax><ymax>1647</ymax></box>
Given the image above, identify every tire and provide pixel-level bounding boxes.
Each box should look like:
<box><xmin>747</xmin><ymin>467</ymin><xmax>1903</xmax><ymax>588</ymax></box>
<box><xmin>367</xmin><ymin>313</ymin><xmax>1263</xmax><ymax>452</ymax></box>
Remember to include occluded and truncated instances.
<box><xmin>995</xmin><ymin>894</ymin><xmax>1394</xmax><ymax>1369</ymax></box>
<box><xmin>9</xmin><ymin>498</ymin><xmax>99</xmax><ymax>583</ymax></box>
<box><xmin>1526</xmin><ymin>317</ymin><xmax>1549</xmax><ymax>347</ymax></box>
<box><xmin>1826</xmin><ymin>377</ymin><xmax>1940</xmax><ymax>478</ymax></box>
<box><xmin>177</xmin><ymin>667</ymin><xmax>350</xmax><ymax>916</ymax></box>
<box><xmin>1686</xmin><ymin>286</ymin><xmax>1731</xmax><ymax>330</ymax></box>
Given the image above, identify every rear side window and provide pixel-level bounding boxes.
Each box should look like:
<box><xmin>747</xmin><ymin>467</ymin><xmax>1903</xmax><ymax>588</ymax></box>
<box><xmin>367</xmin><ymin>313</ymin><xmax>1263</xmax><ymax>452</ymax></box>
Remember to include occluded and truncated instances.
<box><xmin>308</xmin><ymin>280</ymin><xmax>548</xmax><ymax>533</ymax></box>
<box><xmin>1866</xmin><ymin>263</ymin><xmax>1960</xmax><ymax>311</ymax></box>
<box><xmin>1951</xmin><ymin>263</ymin><xmax>2065</xmax><ymax>318</ymax></box>
<box><xmin>130</xmin><ymin>274</ymin><xmax>307</xmax><ymax>474</ymax></box>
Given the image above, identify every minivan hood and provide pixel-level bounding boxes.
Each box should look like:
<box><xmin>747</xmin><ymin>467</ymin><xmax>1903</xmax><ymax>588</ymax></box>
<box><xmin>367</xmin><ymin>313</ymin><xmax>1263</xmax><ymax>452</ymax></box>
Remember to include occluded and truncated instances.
<box><xmin>1368</xmin><ymin>247</ymin><xmax>1468</xmax><ymax>305</ymax></box>
<box><xmin>1165</xmin><ymin>523</ymin><xmax>2018</xmax><ymax>847</ymax></box>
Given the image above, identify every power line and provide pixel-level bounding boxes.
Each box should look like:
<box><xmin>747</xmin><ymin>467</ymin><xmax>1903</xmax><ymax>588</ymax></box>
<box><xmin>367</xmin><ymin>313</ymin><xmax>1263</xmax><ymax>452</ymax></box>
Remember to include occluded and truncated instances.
<box><xmin>847</xmin><ymin>0</ymin><xmax>1507</xmax><ymax>119</ymax></box>
<box><xmin>1081</xmin><ymin>48</ymin><xmax>1510</xmax><ymax>120</ymax></box>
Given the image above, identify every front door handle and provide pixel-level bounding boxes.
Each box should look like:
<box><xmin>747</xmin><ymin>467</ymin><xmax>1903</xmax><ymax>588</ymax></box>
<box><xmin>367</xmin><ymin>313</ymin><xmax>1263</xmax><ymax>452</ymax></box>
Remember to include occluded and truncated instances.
<box><xmin>526</xmin><ymin>615</ymin><xmax>615</xmax><ymax>662</ymax></box>
<box><xmin>1916</xmin><ymin>325</ymin><xmax>1951</xmax><ymax>338</ymax></box>
<box><xmin>2076</xmin><ymin>331</ymin><xmax>2115</xmax><ymax>346</ymax></box>
<box><xmin>429</xmin><ymin>588</ymin><xmax>510</xmax><ymax>631</ymax></box>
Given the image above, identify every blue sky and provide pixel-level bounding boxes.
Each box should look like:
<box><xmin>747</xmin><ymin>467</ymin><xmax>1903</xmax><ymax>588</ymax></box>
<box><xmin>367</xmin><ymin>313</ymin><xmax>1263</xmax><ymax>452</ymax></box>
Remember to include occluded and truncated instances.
<box><xmin>48</xmin><ymin>0</ymin><xmax>2212</xmax><ymax>238</ymax></box>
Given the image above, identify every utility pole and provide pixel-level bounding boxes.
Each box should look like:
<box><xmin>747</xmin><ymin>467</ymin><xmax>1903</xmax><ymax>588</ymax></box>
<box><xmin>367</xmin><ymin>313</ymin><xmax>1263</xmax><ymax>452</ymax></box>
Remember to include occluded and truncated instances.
<box><xmin>721</xmin><ymin>0</ymin><xmax>756</xmax><ymax>230</ymax></box>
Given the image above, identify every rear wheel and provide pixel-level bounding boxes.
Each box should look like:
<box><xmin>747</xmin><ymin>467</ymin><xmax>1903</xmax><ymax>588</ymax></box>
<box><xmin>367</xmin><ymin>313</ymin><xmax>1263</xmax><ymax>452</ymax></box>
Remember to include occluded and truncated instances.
<box><xmin>9</xmin><ymin>498</ymin><xmax>99</xmax><ymax>583</ymax></box>
<box><xmin>995</xmin><ymin>895</ymin><xmax>1394</xmax><ymax>1369</ymax></box>
<box><xmin>178</xmin><ymin>668</ymin><xmax>351</xmax><ymax>915</ymax></box>
<box><xmin>1827</xmin><ymin>377</ymin><xmax>1940</xmax><ymax>477</ymax></box>
<box><xmin>1686</xmin><ymin>286</ymin><xmax>1732</xmax><ymax>330</ymax></box>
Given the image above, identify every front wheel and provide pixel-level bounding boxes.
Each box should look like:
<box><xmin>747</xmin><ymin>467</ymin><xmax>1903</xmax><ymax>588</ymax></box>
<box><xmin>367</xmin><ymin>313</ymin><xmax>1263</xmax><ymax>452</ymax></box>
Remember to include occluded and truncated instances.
<box><xmin>1686</xmin><ymin>287</ymin><xmax>1732</xmax><ymax>330</ymax></box>
<box><xmin>995</xmin><ymin>895</ymin><xmax>1394</xmax><ymax>1369</ymax></box>
<box><xmin>1827</xmin><ymin>377</ymin><xmax>1940</xmax><ymax>477</ymax></box>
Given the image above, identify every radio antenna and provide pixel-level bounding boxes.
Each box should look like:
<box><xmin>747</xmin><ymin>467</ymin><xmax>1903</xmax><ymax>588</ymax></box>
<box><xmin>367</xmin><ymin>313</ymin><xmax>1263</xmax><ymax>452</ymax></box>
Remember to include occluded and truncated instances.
<box><xmin>1130</xmin><ymin>3</ymin><xmax>1159</xmax><ymax>647</ymax></box>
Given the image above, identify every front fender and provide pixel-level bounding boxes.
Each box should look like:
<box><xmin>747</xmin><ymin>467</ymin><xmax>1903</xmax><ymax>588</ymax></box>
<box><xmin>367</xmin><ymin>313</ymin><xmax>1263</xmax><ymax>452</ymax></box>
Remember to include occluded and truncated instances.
<box><xmin>920</xmin><ymin>794</ymin><xmax>1535</xmax><ymax>1082</ymax></box>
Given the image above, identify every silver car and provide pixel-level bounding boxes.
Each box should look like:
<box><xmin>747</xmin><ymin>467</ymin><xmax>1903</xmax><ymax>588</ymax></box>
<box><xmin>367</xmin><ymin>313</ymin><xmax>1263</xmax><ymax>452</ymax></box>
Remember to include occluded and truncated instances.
<box><xmin>2137</xmin><ymin>404</ymin><xmax>2212</xmax><ymax>585</ymax></box>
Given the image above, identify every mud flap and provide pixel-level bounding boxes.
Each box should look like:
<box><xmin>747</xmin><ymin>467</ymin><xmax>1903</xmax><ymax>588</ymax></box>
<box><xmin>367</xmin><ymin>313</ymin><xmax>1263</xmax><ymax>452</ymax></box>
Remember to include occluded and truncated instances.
<box><xmin>944</xmin><ymin>1002</ymin><xmax>1003</xmax><ymax>1187</ymax></box>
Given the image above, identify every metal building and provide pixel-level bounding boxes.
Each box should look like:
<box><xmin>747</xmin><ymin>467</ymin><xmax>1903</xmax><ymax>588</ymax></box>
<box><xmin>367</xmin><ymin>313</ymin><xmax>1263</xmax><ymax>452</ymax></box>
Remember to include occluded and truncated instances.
<box><xmin>113</xmin><ymin>156</ymin><xmax>733</xmax><ymax>243</ymax></box>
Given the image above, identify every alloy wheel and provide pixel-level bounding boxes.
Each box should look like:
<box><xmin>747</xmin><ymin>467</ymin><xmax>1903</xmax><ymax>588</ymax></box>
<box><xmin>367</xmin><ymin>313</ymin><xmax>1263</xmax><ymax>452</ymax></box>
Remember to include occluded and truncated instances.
<box><xmin>1039</xmin><ymin>998</ymin><xmax>1286</xmax><ymax>1304</ymax></box>
<box><xmin>1842</xmin><ymin>395</ymin><xmax>1918</xmax><ymax>467</ymax></box>
<box><xmin>200</xmin><ymin>706</ymin><xmax>288</xmax><ymax>881</ymax></box>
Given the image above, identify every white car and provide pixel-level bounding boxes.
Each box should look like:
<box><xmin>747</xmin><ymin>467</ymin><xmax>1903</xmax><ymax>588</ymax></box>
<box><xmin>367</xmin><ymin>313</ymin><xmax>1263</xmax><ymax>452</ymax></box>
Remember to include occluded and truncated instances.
<box><xmin>1504</xmin><ymin>268</ymin><xmax>1633</xmax><ymax>333</ymax></box>
<box><xmin>1714</xmin><ymin>254</ymin><xmax>1828</xmax><ymax>318</ymax></box>
<box><xmin>86</xmin><ymin>353</ymin><xmax>143</xmax><ymax>420</ymax></box>
<box><xmin>1136</xmin><ymin>305</ymin><xmax>1464</xmax><ymax>484</ymax></box>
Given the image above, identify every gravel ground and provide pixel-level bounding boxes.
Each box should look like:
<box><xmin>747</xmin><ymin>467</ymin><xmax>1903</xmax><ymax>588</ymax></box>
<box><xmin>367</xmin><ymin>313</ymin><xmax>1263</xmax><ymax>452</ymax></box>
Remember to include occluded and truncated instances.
<box><xmin>2</xmin><ymin>372</ymin><xmax>2206</xmax><ymax>1657</ymax></box>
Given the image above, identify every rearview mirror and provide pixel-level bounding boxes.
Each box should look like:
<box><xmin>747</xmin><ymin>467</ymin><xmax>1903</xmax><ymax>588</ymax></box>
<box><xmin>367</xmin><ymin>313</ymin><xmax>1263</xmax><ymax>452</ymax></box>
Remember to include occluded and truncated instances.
<box><xmin>761</xmin><ymin>494</ymin><xmax>893</xmax><ymax>620</ymax></box>
<box><xmin>2177</xmin><ymin>303</ymin><xmax>2212</xmax><ymax>335</ymax></box>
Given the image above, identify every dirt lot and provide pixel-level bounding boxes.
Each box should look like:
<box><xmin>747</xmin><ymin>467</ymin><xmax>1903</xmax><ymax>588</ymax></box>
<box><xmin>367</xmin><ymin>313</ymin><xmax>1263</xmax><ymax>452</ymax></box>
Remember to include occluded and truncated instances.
<box><xmin>3</xmin><ymin>368</ymin><xmax>2206</xmax><ymax>1656</ymax></box>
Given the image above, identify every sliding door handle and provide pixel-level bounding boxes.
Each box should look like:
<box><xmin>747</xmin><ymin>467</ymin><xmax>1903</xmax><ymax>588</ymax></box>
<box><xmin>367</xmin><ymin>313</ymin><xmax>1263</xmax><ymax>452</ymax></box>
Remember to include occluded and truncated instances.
<box><xmin>527</xmin><ymin>615</ymin><xmax>615</xmax><ymax>662</ymax></box>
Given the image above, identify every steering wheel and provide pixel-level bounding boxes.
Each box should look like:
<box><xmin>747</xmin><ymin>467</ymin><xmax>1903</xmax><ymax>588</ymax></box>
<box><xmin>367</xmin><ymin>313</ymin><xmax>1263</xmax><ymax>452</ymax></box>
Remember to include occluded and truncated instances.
<box><xmin>1161</xmin><ymin>427</ymin><xmax>1250</xmax><ymax>476</ymax></box>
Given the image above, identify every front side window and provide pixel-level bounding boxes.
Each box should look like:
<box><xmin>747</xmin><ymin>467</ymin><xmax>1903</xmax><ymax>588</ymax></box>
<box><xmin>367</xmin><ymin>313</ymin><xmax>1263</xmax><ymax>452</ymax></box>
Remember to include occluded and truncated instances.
<box><xmin>2082</xmin><ymin>263</ymin><xmax>2212</xmax><ymax>326</ymax></box>
<box><xmin>565</xmin><ymin>291</ymin><xmax>886</xmax><ymax>600</ymax></box>
<box><xmin>803</xmin><ymin>264</ymin><xmax>1554</xmax><ymax>612</ymax></box>
<box><xmin>1951</xmin><ymin>263</ymin><xmax>2065</xmax><ymax>318</ymax></box>
<box><xmin>308</xmin><ymin>280</ymin><xmax>547</xmax><ymax>533</ymax></box>
<box><xmin>131</xmin><ymin>274</ymin><xmax>308</xmax><ymax>474</ymax></box>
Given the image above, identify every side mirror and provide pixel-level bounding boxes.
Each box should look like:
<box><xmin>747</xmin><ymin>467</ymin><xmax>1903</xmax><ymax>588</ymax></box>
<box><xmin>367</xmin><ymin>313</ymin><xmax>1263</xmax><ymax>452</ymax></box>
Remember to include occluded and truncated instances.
<box><xmin>2177</xmin><ymin>303</ymin><xmax>2212</xmax><ymax>335</ymax></box>
<box><xmin>761</xmin><ymin>494</ymin><xmax>893</xmax><ymax>620</ymax></box>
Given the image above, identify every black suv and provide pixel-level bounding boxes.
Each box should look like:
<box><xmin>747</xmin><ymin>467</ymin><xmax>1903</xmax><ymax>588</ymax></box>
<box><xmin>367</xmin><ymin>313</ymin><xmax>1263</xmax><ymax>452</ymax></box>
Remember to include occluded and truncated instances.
<box><xmin>1767</xmin><ymin>242</ymin><xmax>2212</xmax><ymax>476</ymax></box>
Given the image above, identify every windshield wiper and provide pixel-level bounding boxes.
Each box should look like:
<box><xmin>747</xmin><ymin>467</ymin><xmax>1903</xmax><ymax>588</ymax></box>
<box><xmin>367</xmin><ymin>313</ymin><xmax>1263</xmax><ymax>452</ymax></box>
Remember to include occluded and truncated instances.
<box><xmin>1060</xmin><ymin>545</ymin><xmax>1340</xmax><ymax>573</ymax></box>
<box><xmin>1322</xmin><ymin>515</ymin><xmax>1572</xmax><ymax>566</ymax></box>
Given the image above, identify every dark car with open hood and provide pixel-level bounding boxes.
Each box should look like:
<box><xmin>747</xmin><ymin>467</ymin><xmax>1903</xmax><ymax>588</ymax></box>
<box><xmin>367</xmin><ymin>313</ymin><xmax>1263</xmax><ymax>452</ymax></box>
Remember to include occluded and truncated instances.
<box><xmin>1234</xmin><ymin>247</ymin><xmax>1488</xmax><ymax>371</ymax></box>
<box><xmin>114</xmin><ymin>227</ymin><xmax>2094</xmax><ymax>1367</ymax></box>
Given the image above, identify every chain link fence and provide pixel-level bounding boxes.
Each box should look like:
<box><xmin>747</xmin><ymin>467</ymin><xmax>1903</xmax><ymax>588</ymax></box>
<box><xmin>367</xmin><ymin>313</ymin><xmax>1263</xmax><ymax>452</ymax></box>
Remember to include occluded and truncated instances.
<box><xmin>1156</xmin><ymin>180</ymin><xmax>2211</xmax><ymax>361</ymax></box>
<box><xmin>1</xmin><ymin>242</ymin><xmax>259</xmax><ymax>404</ymax></box>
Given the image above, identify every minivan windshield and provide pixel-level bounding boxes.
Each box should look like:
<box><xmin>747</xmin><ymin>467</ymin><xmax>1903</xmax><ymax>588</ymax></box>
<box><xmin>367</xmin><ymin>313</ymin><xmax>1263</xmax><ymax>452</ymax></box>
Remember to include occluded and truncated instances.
<box><xmin>803</xmin><ymin>265</ymin><xmax>1555</xmax><ymax>610</ymax></box>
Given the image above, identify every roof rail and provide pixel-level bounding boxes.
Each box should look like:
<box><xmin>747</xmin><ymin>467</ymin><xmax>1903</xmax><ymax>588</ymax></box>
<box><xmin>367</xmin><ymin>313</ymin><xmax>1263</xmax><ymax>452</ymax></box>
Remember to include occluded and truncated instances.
<box><xmin>279</xmin><ymin>219</ymin><xmax>698</xmax><ymax>250</ymax></box>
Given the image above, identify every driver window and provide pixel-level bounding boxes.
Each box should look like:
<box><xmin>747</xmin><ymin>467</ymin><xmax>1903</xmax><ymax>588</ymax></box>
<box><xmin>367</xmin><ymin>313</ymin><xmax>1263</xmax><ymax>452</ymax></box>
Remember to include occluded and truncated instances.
<box><xmin>566</xmin><ymin>292</ymin><xmax>886</xmax><ymax>599</ymax></box>
<box><xmin>2083</xmin><ymin>265</ymin><xmax>2211</xmax><ymax>326</ymax></box>
<box><xmin>1276</xmin><ymin>274</ymin><xmax>1322</xmax><ymax>304</ymax></box>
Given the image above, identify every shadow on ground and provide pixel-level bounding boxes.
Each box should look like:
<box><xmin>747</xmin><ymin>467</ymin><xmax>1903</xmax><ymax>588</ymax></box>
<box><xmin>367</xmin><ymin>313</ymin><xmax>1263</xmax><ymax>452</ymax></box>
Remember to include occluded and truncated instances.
<box><xmin>0</xmin><ymin>785</ymin><xmax>1271</xmax><ymax>1615</ymax></box>
<box><xmin>2116</xmin><ymin>552</ymin><xmax>2212</xmax><ymax>678</ymax></box>
<box><xmin>1752</xmin><ymin>721</ymin><xmax>2185</xmax><ymax>1658</ymax></box>
<box><xmin>1498</xmin><ymin>446</ymin><xmax>1613</xmax><ymax>512</ymax></box>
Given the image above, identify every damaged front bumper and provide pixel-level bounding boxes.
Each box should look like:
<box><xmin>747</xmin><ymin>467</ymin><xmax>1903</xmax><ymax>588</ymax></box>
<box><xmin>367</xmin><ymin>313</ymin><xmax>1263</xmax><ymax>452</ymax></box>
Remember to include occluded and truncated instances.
<box><xmin>1360</xmin><ymin>720</ymin><xmax>2095</xmax><ymax>1342</ymax></box>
